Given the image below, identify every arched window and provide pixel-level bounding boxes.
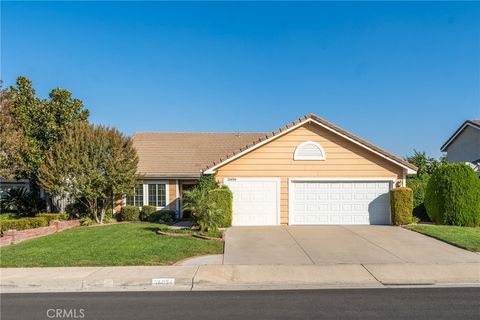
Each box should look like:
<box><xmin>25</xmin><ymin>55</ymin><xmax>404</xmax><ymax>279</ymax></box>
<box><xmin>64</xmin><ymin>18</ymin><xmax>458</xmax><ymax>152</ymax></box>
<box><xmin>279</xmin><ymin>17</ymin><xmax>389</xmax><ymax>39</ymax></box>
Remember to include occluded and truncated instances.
<box><xmin>293</xmin><ymin>141</ymin><xmax>326</xmax><ymax>160</ymax></box>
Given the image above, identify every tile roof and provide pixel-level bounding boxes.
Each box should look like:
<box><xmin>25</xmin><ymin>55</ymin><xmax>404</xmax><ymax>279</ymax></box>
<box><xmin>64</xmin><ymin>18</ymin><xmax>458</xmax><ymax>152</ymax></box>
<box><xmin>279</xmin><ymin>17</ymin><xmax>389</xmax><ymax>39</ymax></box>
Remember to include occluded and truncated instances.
<box><xmin>203</xmin><ymin>113</ymin><xmax>417</xmax><ymax>172</ymax></box>
<box><xmin>132</xmin><ymin>132</ymin><xmax>267</xmax><ymax>178</ymax></box>
<box><xmin>133</xmin><ymin>113</ymin><xmax>418</xmax><ymax>178</ymax></box>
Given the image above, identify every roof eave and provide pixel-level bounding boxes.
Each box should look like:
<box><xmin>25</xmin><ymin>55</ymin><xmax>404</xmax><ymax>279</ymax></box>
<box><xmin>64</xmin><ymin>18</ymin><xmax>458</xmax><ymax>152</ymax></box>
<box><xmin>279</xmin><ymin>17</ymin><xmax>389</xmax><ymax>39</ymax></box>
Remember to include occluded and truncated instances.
<box><xmin>441</xmin><ymin>121</ymin><xmax>480</xmax><ymax>152</ymax></box>
<box><xmin>204</xmin><ymin>116</ymin><xmax>417</xmax><ymax>174</ymax></box>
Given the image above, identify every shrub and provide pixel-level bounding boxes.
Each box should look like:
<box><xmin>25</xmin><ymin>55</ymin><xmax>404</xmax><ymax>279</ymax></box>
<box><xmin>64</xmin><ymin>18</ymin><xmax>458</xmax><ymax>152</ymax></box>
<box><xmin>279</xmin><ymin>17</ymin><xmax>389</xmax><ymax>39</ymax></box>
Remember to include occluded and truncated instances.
<box><xmin>425</xmin><ymin>163</ymin><xmax>480</xmax><ymax>226</ymax></box>
<box><xmin>0</xmin><ymin>188</ymin><xmax>45</xmax><ymax>216</ymax></box>
<box><xmin>0</xmin><ymin>217</ymin><xmax>48</xmax><ymax>232</ymax></box>
<box><xmin>147</xmin><ymin>210</ymin><xmax>176</xmax><ymax>223</ymax></box>
<box><xmin>80</xmin><ymin>216</ymin><xmax>94</xmax><ymax>226</ymax></box>
<box><xmin>209</xmin><ymin>187</ymin><xmax>233</xmax><ymax>227</ymax></box>
<box><xmin>140</xmin><ymin>205</ymin><xmax>157</xmax><ymax>221</ymax></box>
<box><xmin>65</xmin><ymin>200</ymin><xmax>88</xmax><ymax>219</ymax></box>
<box><xmin>390</xmin><ymin>187</ymin><xmax>414</xmax><ymax>225</ymax></box>
<box><xmin>197</xmin><ymin>174</ymin><xmax>218</xmax><ymax>192</ymax></box>
<box><xmin>36</xmin><ymin>213</ymin><xmax>68</xmax><ymax>223</ymax></box>
<box><xmin>119</xmin><ymin>205</ymin><xmax>140</xmax><ymax>221</ymax></box>
<box><xmin>0</xmin><ymin>213</ymin><xmax>19</xmax><ymax>220</ymax></box>
<box><xmin>406</xmin><ymin>176</ymin><xmax>430</xmax><ymax>222</ymax></box>
<box><xmin>103</xmin><ymin>213</ymin><xmax>115</xmax><ymax>224</ymax></box>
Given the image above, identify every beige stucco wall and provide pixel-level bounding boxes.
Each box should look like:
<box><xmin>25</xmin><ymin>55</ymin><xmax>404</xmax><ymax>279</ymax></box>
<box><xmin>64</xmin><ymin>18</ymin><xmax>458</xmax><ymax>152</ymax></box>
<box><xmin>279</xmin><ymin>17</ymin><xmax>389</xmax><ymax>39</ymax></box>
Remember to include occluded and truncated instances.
<box><xmin>445</xmin><ymin>126</ymin><xmax>480</xmax><ymax>163</ymax></box>
<box><xmin>215</xmin><ymin>122</ymin><xmax>404</xmax><ymax>224</ymax></box>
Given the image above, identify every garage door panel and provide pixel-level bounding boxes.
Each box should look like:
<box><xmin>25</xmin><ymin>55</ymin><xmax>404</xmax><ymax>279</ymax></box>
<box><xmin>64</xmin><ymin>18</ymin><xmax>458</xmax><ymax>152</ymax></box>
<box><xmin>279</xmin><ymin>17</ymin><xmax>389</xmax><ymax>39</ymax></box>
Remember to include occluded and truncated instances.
<box><xmin>290</xmin><ymin>181</ymin><xmax>391</xmax><ymax>225</ymax></box>
<box><xmin>226</xmin><ymin>179</ymin><xmax>279</xmax><ymax>226</ymax></box>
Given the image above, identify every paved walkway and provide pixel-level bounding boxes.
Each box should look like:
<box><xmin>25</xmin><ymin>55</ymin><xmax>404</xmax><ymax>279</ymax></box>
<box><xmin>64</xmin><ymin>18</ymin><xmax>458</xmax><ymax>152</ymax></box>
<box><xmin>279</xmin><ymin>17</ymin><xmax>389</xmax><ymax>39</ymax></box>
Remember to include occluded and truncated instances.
<box><xmin>224</xmin><ymin>226</ymin><xmax>480</xmax><ymax>265</ymax></box>
<box><xmin>1</xmin><ymin>263</ymin><xmax>479</xmax><ymax>293</ymax></box>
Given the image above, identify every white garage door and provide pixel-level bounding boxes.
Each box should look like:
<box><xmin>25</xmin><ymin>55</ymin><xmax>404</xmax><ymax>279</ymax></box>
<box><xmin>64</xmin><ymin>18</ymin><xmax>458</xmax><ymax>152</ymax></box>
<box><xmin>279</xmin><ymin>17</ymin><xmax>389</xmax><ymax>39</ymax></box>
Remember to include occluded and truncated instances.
<box><xmin>224</xmin><ymin>178</ymin><xmax>279</xmax><ymax>226</ymax></box>
<box><xmin>290</xmin><ymin>181</ymin><xmax>391</xmax><ymax>225</ymax></box>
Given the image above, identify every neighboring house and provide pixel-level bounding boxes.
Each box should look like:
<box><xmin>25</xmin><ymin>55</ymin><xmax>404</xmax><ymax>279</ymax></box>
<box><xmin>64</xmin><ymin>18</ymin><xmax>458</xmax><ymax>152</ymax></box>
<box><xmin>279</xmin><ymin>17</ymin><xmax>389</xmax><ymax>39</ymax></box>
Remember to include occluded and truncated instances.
<box><xmin>118</xmin><ymin>114</ymin><xmax>417</xmax><ymax>226</ymax></box>
<box><xmin>440</xmin><ymin>120</ymin><xmax>480</xmax><ymax>174</ymax></box>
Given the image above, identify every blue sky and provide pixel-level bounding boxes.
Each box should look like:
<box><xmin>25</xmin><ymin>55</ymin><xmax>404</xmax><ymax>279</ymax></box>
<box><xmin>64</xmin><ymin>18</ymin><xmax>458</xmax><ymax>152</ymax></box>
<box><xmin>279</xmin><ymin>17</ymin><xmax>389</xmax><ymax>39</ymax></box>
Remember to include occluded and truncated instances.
<box><xmin>2</xmin><ymin>1</ymin><xmax>479</xmax><ymax>158</ymax></box>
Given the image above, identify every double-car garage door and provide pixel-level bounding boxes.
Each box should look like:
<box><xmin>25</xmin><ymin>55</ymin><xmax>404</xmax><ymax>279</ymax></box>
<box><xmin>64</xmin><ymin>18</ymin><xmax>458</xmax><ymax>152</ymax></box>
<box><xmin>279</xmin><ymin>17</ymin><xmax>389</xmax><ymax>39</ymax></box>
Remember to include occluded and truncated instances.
<box><xmin>225</xmin><ymin>178</ymin><xmax>391</xmax><ymax>226</ymax></box>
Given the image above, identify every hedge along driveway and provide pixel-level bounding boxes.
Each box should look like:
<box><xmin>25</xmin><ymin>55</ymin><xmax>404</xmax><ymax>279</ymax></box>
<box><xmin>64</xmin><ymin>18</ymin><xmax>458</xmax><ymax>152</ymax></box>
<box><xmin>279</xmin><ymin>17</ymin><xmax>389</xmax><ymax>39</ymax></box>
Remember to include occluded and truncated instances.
<box><xmin>0</xmin><ymin>223</ymin><xmax>224</xmax><ymax>267</ymax></box>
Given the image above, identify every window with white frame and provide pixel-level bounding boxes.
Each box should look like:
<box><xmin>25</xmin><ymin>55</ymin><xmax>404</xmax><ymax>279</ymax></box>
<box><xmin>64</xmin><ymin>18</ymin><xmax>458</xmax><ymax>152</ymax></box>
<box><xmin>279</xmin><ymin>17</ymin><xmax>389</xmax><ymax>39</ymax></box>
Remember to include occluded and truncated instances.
<box><xmin>293</xmin><ymin>141</ymin><xmax>326</xmax><ymax>160</ymax></box>
<box><xmin>126</xmin><ymin>184</ymin><xmax>143</xmax><ymax>206</ymax></box>
<box><xmin>148</xmin><ymin>183</ymin><xmax>166</xmax><ymax>207</ymax></box>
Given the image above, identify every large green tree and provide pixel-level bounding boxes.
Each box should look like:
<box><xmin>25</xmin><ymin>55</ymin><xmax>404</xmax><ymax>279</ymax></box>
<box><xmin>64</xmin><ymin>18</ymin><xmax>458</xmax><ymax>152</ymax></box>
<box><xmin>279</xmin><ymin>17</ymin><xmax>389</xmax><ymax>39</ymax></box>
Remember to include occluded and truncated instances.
<box><xmin>0</xmin><ymin>84</ymin><xmax>27</xmax><ymax>179</ymax></box>
<box><xmin>0</xmin><ymin>76</ymin><xmax>89</xmax><ymax>184</ymax></box>
<box><xmin>38</xmin><ymin>122</ymin><xmax>139</xmax><ymax>223</ymax></box>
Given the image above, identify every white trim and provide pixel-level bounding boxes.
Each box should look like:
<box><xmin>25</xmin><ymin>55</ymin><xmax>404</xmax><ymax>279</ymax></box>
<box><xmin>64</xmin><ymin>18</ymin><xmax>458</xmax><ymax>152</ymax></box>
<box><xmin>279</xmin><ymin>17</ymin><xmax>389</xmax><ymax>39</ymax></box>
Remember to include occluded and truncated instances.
<box><xmin>223</xmin><ymin>177</ymin><xmax>281</xmax><ymax>226</ymax></box>
<box><xmin>288</xmin><ymin>178</ymin><xmax>393</xmax><ymax>225</ymax></box>
<box><xmin>440</xmin><ymin>121</ymin><xmax>480</xmax><ymax>152</ymax></box>
<box><xmin>287</xmin><ymin>177</ymin><xmax>396</xmax><ymax>182</ymax></box>
<box><xmin>204</xmin><ymin>118</ymin><xmax>417</xmax><ymax>175</ymax></box>
<box><xmin>293</xmin><ymin>141</ymin><xmax>326</xmax><ymax>161</ymax></box>
<box><xmin>175</xmin><ymin>180</ymin><xmax>180</xmax><ymax>217</ymax></box>
<box><xmin>143</xmin><ymin>180</ymin><xmax>169</xmax><ymax>210</ymax></box>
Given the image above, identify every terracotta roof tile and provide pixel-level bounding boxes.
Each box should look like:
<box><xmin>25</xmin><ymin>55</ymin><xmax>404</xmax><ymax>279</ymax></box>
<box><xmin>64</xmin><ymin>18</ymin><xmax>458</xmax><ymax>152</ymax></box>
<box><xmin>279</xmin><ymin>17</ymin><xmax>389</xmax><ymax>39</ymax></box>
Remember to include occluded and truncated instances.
<box><xmin>132</xmin><ymin>132</ymin><xmax>266</xmax><ymax>178</ymax></box>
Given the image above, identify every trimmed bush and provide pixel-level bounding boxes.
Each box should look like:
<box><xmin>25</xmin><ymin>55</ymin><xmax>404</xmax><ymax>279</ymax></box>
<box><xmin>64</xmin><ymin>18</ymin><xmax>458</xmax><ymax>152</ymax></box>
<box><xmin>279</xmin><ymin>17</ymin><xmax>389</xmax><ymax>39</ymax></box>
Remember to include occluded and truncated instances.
<box><xmin>0</xmin><ymin>213</ymin><xmax>18</xmax><ymax>220</ymax></box>
<box><xmin>0</xmin><ymin>217</ymin><xmax>48</xmax><ymax>232</ymax></box>
<box><xmin>209</xmin><ymin>187</ymin><xmax>233</xmax><ymax>227</ymax></box>
<box><xmin>119</xmin><ymin>205</ymin><xmax>140</xmax><ymax>221</ymax></box>
<box><xmin>36</xmin><ymin>213</ymin><xmax>68</xmax><ymax>223</ymax></box>
<box><xmin>147</xmin><ymin>210</ymin><xmax>176</xmax><ymax>223</ymax></box>
<box><xmin>406</xmin><ymin>176</ymin><xmax>430</xmax><ymax>222</ymax></box>
<box><xmin>390</xmin><ymin>187</ymin><xmax>414</xmax><ymax>225</ymax></box>
<box><xmin>425</xmin><ymin>163</ymin><xmax>480</xmax><ymax>226</ymax></box>
<box><xmin>140</xmin><ymin>205</ymin><xmax>157</xmax><ymax>221</ymax></box>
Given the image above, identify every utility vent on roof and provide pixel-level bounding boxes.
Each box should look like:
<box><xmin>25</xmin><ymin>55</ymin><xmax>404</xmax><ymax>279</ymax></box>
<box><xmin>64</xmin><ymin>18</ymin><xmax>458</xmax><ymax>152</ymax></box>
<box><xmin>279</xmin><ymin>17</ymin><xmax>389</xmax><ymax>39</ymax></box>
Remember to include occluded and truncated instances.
<box><xmin>294</xmin><ymin>141</ymin><xmax>326</xmax><ymax>160</ymax></box>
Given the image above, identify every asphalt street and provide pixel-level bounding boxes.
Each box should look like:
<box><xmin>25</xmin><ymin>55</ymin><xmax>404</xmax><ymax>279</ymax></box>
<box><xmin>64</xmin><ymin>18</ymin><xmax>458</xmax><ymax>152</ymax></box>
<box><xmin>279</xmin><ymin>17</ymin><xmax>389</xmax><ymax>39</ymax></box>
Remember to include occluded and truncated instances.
<box><xmin>1</xmin><ymin>287</ymin><xmax>479</xmax><ymax>320</ymax></box>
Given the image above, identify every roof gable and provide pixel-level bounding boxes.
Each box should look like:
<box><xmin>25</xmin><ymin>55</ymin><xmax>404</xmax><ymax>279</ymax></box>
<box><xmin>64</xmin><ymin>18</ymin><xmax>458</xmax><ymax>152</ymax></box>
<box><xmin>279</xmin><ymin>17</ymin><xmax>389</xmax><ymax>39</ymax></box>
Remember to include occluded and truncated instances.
<box><xmin>440</xmin><ymin>120</ymin><xmax>480</xmax><ymax>152</ymax></box>
<box><xmin>203</xmin><ymin>114</ymin><xmax>417</xmax><ymax>174</ymax></box>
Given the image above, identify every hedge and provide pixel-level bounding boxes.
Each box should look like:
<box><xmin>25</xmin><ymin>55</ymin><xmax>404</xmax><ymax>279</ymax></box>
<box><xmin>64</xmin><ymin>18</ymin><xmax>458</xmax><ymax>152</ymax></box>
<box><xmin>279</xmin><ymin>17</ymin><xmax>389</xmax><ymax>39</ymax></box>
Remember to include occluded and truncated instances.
<box><xmin>140</xmin><ymin>205</ymin><xmax>157</xmax><ymax>221</ymax></box>
<box><xmin>209</xmin><ymin>187</ymin><xmax>233</xmax><ymax>227</ymax></box>
<box><xmin>0</xmin><ymin>217</ymin><xmax>48</xmax><ymax>232</ymax></box>
<box><xmin>425</xmin><ymin>163</ymin><xmax>480</xmax><ymax>226</ymax></box>
<box><xmin>389</xmin><ymin>187</ymin><xmax>414</xmax><ymax>225</ymax></box>
<box><xmin>36</xmin><ymin>213</ymin><xmax>68</xmax><ymax>223</ymax></box>
<box><xmin>406</xmin><ymin>176</ymin><xmax>430</xmax><ymax>222</ymax></box>
<box><xmin>147</xmin><ymin>210</ymin><xmax>176</xmax><ymax>223</ymax></box>
<box><xmin>119</xmin><ymin>205</ymin><xmax>140</xmax><ymax>221</ymax></box>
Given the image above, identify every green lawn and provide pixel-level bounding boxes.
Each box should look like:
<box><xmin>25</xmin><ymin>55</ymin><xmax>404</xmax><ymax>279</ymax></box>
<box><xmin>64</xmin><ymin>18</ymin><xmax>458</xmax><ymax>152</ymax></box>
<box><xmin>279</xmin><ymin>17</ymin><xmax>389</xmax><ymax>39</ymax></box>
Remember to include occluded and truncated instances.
<box><xmin>404</xmin><ymin>224</ymin><xmax>480</xmax><ymax>252</ymax></box>
<box><xmin>0</xmin><ymin>223</ymin><xmax>224</xmax><ymax>267</ymax></box>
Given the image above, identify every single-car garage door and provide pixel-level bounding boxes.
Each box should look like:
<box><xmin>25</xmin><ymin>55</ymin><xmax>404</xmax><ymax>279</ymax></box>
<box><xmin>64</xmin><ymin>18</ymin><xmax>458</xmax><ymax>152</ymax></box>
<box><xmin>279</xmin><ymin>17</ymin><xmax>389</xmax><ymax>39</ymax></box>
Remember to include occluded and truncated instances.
<box><xmin>290</xmin><ymin>181</ymin><xmax>391</xmax><ymax>225</ymax></box>
<box><xmin>224</xmin><ymin>178</ymin><xmax>279</xmax><ymax>226</ymax></box>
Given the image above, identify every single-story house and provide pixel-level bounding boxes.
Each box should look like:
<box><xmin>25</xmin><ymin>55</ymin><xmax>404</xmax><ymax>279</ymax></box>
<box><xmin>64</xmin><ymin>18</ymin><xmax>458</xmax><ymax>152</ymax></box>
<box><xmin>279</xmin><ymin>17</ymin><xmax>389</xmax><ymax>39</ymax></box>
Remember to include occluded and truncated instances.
<box><xmin>117</xmin><ymin>114</ymin><xmax>417</xmax><ymax>226</ymax></box>
<box><xmin>440</xmin><ymin>120</ymin><xmax>480</xmax><ymax>174</ymax></box>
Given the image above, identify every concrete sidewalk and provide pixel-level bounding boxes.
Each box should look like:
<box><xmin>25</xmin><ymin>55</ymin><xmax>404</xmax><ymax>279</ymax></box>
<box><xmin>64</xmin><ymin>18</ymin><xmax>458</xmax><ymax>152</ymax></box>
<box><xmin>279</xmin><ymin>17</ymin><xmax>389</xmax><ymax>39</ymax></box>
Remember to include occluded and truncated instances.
<box><xmin>1</xmin><ymin>262</ymin><xmax>479</xmax><ymax>293</ymax></box>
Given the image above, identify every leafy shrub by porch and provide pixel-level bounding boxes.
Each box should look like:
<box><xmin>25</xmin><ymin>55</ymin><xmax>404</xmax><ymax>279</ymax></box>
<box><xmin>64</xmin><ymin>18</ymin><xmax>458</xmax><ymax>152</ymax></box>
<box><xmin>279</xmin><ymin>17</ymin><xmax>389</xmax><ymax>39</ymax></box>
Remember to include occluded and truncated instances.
<box><xmin>389</xmin><ymin>187</ymin><xmax>414</xmax><ymax>225</ymax></box>
<box><xmin>36</xmin><ymin>213</ymin><xmax>68</xmax><ymax>223</ymax></box>
<box><xmin>0</xmin><ymin>217</ymin><xmax>48</xmax><ymax>232</ymax></box>
<box><xmin>140</xmin><ymin>205</ymin><xmax>157</xmax><ymax>221</ymax></box>
<box><xmin>119</xmin><ymin>205</ymin><xmax>140</xmax><ymax>221</ymax></box>
<box><xmin>147</xmin><ymin>210</ymin><xmax>176</xmax><ymax>223</ymax></box>
<box><xmin>209</xmin><ymin>187</ymin><xmax>233</xmax><ymax>227</ymax></box>
<box><xmin>406</xmin><ymin>176</ymin><xmax>430</xmax><ymax>222</ymax></box>
<box><xmin>425</xmin><ymin>163</ymin><xmax>480</xmax><ymax>226</ymax></box>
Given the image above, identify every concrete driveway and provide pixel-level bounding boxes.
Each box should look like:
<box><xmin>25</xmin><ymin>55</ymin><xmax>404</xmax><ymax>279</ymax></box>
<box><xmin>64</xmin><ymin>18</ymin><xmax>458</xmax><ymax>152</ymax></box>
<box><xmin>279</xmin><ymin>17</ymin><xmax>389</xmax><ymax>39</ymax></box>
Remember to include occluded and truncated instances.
<box><xmin>224</xmin><ymin>226</ymin><xmax>480</xmax><ymax>265</ymax></box>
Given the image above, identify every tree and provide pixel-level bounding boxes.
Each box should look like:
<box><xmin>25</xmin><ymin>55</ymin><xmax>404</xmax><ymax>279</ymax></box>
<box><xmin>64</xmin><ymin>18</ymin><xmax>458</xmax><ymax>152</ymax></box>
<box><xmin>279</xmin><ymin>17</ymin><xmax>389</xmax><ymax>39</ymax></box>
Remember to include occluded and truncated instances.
<box><xmin>1</xmin><ymin>76</ymin><xmax>89</xmax><ymax>185</ymax></box>
<box><xmin>0</xmin><ymin>84</ymin><xmax>27</xmax><ymax>179</ymax></box>
<box><xmin>405</xmin><ymin>150</ymin><xmax>445</xmax><ymax>176</ymax></box>
<box><xmin>38</xmin><ymin>122</ymin><xmax>139</xmax><ymax>223</ymax></box>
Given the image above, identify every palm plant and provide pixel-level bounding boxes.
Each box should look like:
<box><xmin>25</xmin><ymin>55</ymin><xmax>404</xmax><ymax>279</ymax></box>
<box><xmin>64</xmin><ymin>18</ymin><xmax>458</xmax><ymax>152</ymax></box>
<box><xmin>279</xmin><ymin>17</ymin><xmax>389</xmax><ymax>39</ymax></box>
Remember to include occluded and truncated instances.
<box><xmin>182</xmin><ymin>187</ymin><xmax>223</xmax><ymax>232</ymax></box>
